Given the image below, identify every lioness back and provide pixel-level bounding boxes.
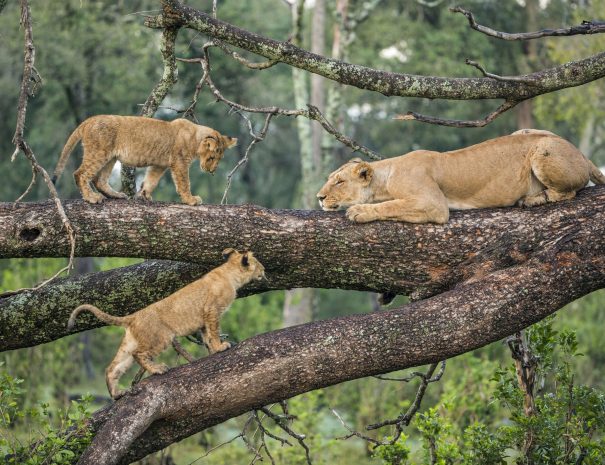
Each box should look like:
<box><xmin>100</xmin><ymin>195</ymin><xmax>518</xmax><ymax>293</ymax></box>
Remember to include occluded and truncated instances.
<box><xmin>317</xmin><ymin>131</ymin><xmax>603</xmax><ymax>224</ymax></box>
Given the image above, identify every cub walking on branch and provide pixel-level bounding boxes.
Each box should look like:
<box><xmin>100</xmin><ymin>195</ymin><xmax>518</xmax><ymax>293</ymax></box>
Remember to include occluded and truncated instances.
<box><xmin>317</xmin><ymin>129</ymin><xmax>605</xmax><ymax>224</ymax></box>
<box><xmin>67</xmin><ymin>249</ymin><xmax>265</xmax><ymax>399</ymax></box>
<box><xmin>52</xmin><ymin>115</ymin><xmax>237</xmax><ymax>205</ymax></box>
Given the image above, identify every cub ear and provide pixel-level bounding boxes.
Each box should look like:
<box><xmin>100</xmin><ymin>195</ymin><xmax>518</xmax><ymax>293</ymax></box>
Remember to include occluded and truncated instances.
<box><xmin>222</xmin><ymin>248</ymin><xmax>237</xmax><ymax>260</ymax></box>
<box><xmin>241</xmin><ymin>252</ymin><xmax>250</xmax><ymax>267</ymax></box>
<box><xmin>348</xmin><ymin>157</ymin><xmax>363</xmax><ymax>164</ymax></box>
<box><xmin>224</xmin><ymin>136</ymin><xmax>237</xmax><ymax>149</ymax></box>
<box><xmin>353</xmin><ymin>162</ymin><xmax>373</xmax><ymax>184</ymax></box>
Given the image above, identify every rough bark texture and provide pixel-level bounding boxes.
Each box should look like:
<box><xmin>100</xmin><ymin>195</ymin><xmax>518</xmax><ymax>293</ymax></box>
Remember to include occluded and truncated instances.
<box><xmin>1</xmin><ymin>185</ymin><xmax>604</xmax><ymax>351</ymax></box>
<box><xmin>79</xmin><ymin>226</ymin><xmax>604</xmax><ymax>464</ymax></box>
<box><xmin>151</xmin><ymin>0</ymin><xmax>605</xmax><ymax>101</ymax></box>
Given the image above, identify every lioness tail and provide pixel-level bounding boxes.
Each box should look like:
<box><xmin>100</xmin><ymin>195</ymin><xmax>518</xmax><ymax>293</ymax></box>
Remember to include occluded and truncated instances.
<box><xmin>67</xmin><ymin>304</ymin><xmax>129</xmax><ymax>330</ymax></box>
<box><xmin>587</xmin><ymin>158</ymin><xmax>605</xmax><ymax>185</ymax></box>
<box><xmin>53</xmin><ymin>124</ymin><xmax>84</xmax><ymax>184</ymax></box>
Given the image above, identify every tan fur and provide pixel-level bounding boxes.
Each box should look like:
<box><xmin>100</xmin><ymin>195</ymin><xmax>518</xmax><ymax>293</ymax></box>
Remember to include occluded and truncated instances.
<box><xmin>67</xmin><ymin>249</ymin><xmax>265</xmax><ymax>399</ymax></box>
<box><xmin>317</xmin><ymin>130</ymin><xmax>605</xmax><ymax>224</ymax></box>
<box><xmin>53</xmin><ymin>115</ymin><xmax>237</xmax><ymax>205</ymax></box>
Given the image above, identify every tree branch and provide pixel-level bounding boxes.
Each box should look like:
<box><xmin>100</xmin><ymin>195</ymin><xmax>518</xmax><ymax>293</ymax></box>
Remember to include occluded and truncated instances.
<box><xmin>451</xmin><ymin>6</ymin><xmax>605</xmax><ymax>41</ymax></box>
<box><xmin>2</xmin><ymin>186</ymin><xmax>604</xmax><ymax>351</ymax></box>
<box><xmin>76</xmin><ymin>226</ymin><xmax>605</xmax><ymax>463</ymax></box>
<box><xmin>147</xmin><ymin>0</ymin><xmax>605</xmax><ymax>102</ymax></box>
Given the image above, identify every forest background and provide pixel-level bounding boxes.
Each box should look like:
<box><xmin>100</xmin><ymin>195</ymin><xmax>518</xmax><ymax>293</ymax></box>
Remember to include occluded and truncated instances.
<box><xmin>1</xmin><ymin>0</ymin><xmax>605</xmax><ymax>463</ymax></box>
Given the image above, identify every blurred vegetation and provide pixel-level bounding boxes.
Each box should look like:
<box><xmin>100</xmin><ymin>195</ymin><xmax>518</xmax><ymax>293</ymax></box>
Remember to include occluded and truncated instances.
<box><xmin>1</xmin><ymin>0</ymin><xmax>604</xmax><ymax>463</ymax></box>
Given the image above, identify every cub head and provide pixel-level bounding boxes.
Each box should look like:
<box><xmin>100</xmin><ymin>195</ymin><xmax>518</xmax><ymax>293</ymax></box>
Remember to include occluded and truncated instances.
<box><xmin>199</xmin><ymin>132</ymin><xmax>238</xmax><ymax>174</ymax></box>
<box><xmin>316</xmin><ymin>158</ymin><xmax>374</xmax><ymax>211</ymax></box>
<box><xmin>222</xmin><ymin>248</ymin><xmax>266</xmax><ymax>282</ymax></box>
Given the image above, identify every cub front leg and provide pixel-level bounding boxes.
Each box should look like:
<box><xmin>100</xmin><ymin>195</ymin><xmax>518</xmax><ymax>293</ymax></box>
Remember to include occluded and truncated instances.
<box><xmin>170</xmin><ymin>162</ymin><xmax>202</xmax><ymax>206</ymax></box>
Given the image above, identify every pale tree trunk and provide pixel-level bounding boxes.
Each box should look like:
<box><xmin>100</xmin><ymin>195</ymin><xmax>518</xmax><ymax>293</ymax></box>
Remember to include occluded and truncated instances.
<box><xmin>284</xmin><ymin>0</ymin><xmax>326</xmax><ymax>327</ymax></box>
<box><xmin>516</xmin><ymin>0</ymin><xmax>538</xmax><ymax>129</ymax></box>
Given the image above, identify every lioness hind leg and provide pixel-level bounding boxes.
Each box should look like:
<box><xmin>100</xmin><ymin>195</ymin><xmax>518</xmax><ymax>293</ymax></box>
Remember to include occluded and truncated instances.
<box><xmin>519</xmin><ymin>189</ymin><xmax>576</xmax><ymax>208</ymax></box>
<box><xmin>94</xmin><ymin>159</ymin><xmax>127</xmax><ymax>199</ymax></box>
<box><xmin>526</xmin><ymin>137</ymin><xmax>590</xmax><ymax>206</ymax></box>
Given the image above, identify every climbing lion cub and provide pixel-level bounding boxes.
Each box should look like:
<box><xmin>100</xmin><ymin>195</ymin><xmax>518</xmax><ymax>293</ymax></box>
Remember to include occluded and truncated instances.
<box><xmin>317</xmin><ymin>129</ymin><xmax>605</xmax><ymax>223</ymax></box>
<box><xmin>52</xmin><ymin>115</ymin><xmax>237</xmax><ymax>205</ymax></box>
<box><xmin>67</xmin><ymin>249</ymin><xmax>265</xmax><ymax>399</ymax></box>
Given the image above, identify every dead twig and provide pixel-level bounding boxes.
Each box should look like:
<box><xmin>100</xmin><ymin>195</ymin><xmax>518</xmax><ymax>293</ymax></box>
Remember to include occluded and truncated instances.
<box><xmin>395</xmin><ymin>100</ymin><xmax>519</xmax><ymax>128</ymax></box>
<box><xmin>451</xmin><ymin>6</ymin><xmax>605</xmax><ymax>40</ymax></box>
<box><xmin>7</xmin><ymin>0</ymin><xmax>75</xmax><ymax>296</ymax></box>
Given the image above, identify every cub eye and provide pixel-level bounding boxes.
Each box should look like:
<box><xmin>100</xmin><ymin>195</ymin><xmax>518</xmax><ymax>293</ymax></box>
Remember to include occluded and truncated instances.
<box><xmin>335</xmin><ymin>179</ymin><xmax>344</xmax><ymax>185</ymax></box>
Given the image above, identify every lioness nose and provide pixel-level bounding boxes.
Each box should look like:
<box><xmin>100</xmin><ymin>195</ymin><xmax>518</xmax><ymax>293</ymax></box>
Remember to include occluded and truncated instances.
<box><xmin>317</xmin><ymin>194</ymin><xmax>326</xmax><ymax>201</ymax></box>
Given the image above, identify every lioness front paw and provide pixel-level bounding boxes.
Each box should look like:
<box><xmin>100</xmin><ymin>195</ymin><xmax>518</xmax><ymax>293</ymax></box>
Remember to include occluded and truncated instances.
<box><xmin>346</xmin><ymin>204</ymin><xmax>377</xmax><ymax>223</ymax></box>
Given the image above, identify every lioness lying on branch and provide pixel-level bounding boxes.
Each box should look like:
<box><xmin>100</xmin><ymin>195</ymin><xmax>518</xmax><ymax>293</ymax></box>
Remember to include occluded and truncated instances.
<box><xmin>317</xmin><ymin>129</ymin><xmax>605</xmax><ymax>224</ymax></box>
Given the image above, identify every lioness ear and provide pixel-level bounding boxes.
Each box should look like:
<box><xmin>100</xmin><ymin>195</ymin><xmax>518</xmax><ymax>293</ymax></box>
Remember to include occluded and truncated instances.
<box><xmin>241</xmin><ymin>252</ymin><xmax>250</xmax><ymax>267</ymax></box>
<box><xmin>222</xmin><ymin>248</ymin><xmax>237</xmax><ymax>260</ymax></box>
<box><xmin>353</xmin><ymin>162</ymin><xmax>373</xmax><ymax>184</ymax></box>
<box><xmin>224</xmin><ymin>136</ymin><xmax>237</xmax><ymax>149</ymax></box>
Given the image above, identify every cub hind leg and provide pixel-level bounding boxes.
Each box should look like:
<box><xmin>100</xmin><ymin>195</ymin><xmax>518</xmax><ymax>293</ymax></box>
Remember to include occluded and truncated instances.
<box><xmin>74</xmin><ymin>149</ymin><xmax>112</xmax><ymax>204</ymax></box>
<box><xmin>106</xmin><ymin>337</ymin><xmax>136</xmax><ymax>399</ymax></box>
<box><xmin>519</xmin><ymin>137</ymin><xmax>590</xmax><ymax>207</ymax></box>
<box><xmin>94</xmin><ymin>159</ymin><xmax>128</xmax><ymax>199</ymax></box>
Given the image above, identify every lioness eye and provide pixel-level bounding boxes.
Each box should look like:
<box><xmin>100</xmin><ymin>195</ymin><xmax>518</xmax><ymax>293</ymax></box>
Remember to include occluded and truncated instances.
<box><xmin>335</xmin><ymin>179</ymin><xmax>344</xmax><ymax>185</ymax></box>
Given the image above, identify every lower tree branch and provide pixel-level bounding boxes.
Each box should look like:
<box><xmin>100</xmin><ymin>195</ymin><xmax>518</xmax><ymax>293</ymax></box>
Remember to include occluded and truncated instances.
<box><xmin>1</xmin><ymin>186</ymin><xmax>604</xmax><ymax>352</ymax></box>
<box><xmin>77</xmin><ymin>228</ymin><xmax>604</xmax><ymax>464</ymax></box>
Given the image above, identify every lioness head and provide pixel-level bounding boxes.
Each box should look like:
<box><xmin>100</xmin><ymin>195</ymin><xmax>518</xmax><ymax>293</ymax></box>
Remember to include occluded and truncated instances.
<box><xmin>199</xmin><ymin>133</ymin><xmax>237</xmax><ymax>174</ymax></box>
<box><xmin>222</xmin><ymin>248</ymin><xmax>266</xmax><ymax>281</ymax></box>
<box><xmin>316</xmin><ymin>158</ymin><xmax>374</xmax><ymax>210</ymax></box>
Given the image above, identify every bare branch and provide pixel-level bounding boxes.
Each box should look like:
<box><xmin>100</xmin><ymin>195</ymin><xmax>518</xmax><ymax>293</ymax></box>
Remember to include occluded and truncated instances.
<box><xmin>451</xmin><ymin>6</ymin><xmax>605</xmax><ymax>41</ymax></box>
<box><xmin>465</xmin><ymin>59</ymin><xmax>540</xmax><ymax>85</ymax></box>
<box><xmin>395</xmin><ymin>100</ymin><xmax>519</xmax><ymax>128</ymax></box>
<box><xmin>8</xmin><ymin>0</ymin><xmax>76</xmax><ymax>295</ymax></box>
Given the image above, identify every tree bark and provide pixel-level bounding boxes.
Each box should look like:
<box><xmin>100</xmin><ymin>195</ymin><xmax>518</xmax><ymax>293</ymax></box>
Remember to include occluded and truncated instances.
<box><xmin>77</xmin><ymin>223</ymin><xmax>604</xmax><ymax>464</ymax></box>
<box><xmin>1</xmin><ymin>186</ymin><xmax>604</xmax><ymax>351</ymax></box>
<box><xmin>149</xmin><ymin>0</ymin><xmax>605</xmax><ymax>101</ymax></box>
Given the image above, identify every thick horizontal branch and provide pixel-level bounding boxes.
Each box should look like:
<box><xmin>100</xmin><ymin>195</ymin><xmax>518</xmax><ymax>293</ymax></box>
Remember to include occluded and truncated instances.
<box><xmin>79</xmin><ymin>227</ymin><xmax>605</xmax><ymax>463</ymax></box>
<box><xmin>1</xmin><ymin>186</ymin><xmax>605</xmax><ymax>351</ymax></box>
<box><xmin>150</xmin><ymin>0</ymin><xmax>605</xmax><ymax>101</ymax></box>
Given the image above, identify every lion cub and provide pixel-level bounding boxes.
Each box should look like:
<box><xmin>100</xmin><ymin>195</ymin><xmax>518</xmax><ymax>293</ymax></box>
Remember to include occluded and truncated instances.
<box><xmin>317</xmin><ymin>129</ymin><xmax>605</xmax><ymax>223</ymax></box>
<box><xmin>67</xmin><ymin>249</ymin><xmax>265</xmax><ymax>399</ymax></box>
<box><xmin>52</xmin><ymin>115</ymin><xmax>237</xmax><ymax>205</ymax></box>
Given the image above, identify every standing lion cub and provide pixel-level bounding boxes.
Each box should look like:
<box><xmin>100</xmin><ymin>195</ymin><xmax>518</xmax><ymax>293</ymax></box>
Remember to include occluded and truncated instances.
<box><xmin>317</xmin><ymin>129</ymin><xmax>605</xmax><ymax>223</ymax></box>
<box><xmin>52</xmin><ymin>115</ymin><xmax>237</xmax><ymax>205</ymax></box>
<box><xmin>67</xmin><ymin>249</ymin><xmax>265</xmax><ymax>399</ymax></box>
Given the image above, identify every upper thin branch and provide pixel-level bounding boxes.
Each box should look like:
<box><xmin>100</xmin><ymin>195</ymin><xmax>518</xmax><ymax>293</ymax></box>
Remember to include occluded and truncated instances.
<box><xmin>451</xmin><ymin>6</ymin><xmax>605</xmax><ymax>41</ymax></box>
<box><xmin>148</xmin><ymin>0</ymin><xmax>605</xmax><ymax>102</ymax></box>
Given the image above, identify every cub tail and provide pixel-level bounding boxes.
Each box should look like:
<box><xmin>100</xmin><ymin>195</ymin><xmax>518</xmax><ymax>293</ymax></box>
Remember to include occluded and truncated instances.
<box><xmin>53</xmin><ymin>124</ymin><xmax>84</xmax><ymax>184</ymax></box>
<box><xmin>67</xmin><ymin>304</ymin><xmax>129</xmax><ymax>331</ymax></box>
<box><xmin>588</xmin><ymin>159</ymin><xmax>605</xmax><ymax>185</ymax></box>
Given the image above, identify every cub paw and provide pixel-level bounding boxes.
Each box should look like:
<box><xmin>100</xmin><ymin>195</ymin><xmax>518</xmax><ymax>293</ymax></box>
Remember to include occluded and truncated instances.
<box><xmin>218</xmin><ymin>341</ymin><xmax>232</xmax><ymax>352</ymax></box>
<box><xmin>346</xmin><ymin>204</ymin><xmax>376</xmax><ymax>223</ymax></box>
<box><xmin>135</xmin><ymin>190</ymin><xmax>152</xmax><ymax>201</ymax></box>
<box><xmin>84</xmin><ymin>193</ymin><xmax>105</xmax><ymax>204</ymax></box>
<box><xmin>155</xmin><ymin>364</ymin><xmax>169</xmax><ymax>374</ymax></box>
<box><xmin>184</xmin><ymin>195</ymin><xmax>203</xmax><ymax>206</ymax></box>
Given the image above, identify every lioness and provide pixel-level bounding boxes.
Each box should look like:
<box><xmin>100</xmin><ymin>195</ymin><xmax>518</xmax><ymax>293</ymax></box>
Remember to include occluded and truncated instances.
<box><xmin>52</xmin><ymin>115</ymin><xmax>237</xmax><ymax>205</ymax></box>
<box><xmin>67</xmin><ymin>249</ymin><xmax>265</xmax><ymax>399</ymax></box>
<box><xmin>317</xmin><ymin>129</ymin><xmax>605</xmax><ymax>223</ymax></box>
